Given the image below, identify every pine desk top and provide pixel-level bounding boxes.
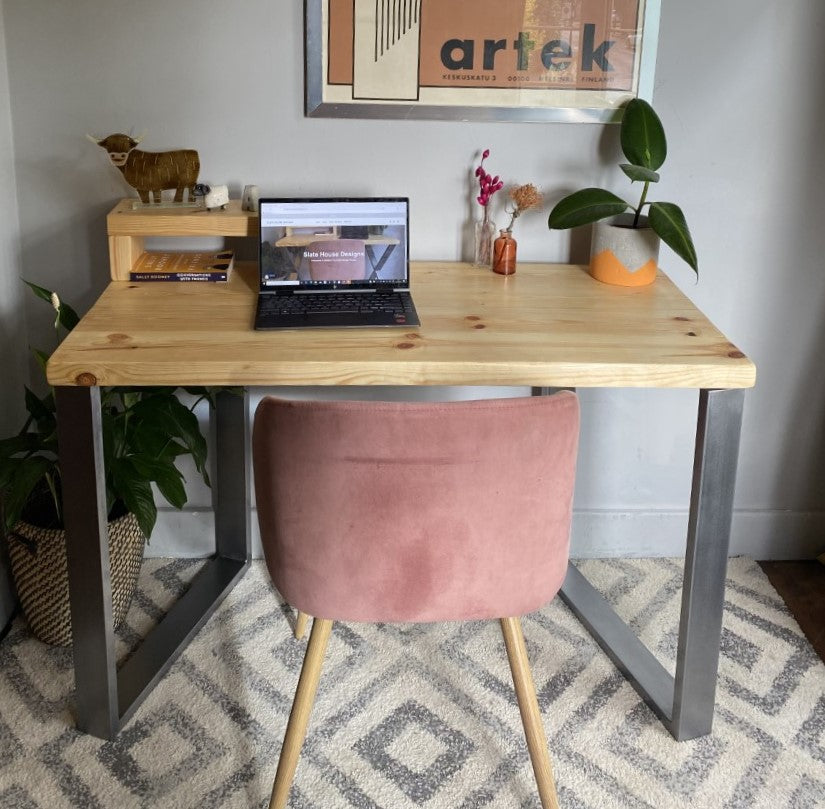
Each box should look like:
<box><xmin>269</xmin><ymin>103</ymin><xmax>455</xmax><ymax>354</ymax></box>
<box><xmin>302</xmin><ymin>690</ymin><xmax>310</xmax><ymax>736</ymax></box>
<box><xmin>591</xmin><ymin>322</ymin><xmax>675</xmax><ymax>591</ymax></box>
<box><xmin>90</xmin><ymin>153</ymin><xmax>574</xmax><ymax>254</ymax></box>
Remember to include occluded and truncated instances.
<box><xmin>46</xmin><ymin>262</ymin><xmax>756</xmax><ymax>389</ymax></box>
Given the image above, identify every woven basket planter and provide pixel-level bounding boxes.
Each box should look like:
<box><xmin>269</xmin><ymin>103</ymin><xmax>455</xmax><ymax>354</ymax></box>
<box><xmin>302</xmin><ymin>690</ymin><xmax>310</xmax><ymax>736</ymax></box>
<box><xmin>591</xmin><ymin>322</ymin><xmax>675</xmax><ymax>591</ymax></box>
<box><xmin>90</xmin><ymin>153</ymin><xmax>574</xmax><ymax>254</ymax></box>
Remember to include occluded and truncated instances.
<box><xmin>7</xmin><ymin>512</ymin><xmax>145</xmax><ymax>646</ymax></box>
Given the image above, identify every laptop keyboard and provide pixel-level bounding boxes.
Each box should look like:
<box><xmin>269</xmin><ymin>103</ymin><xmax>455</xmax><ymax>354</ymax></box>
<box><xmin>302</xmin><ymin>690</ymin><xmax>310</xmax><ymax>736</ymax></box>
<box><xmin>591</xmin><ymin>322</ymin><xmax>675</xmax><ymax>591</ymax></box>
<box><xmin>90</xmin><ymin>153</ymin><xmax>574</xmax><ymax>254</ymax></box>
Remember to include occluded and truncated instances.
<box><xmin>261</xmin><ymin>291</ymin><xmax>409</xmax><ymax>316</ymax></box>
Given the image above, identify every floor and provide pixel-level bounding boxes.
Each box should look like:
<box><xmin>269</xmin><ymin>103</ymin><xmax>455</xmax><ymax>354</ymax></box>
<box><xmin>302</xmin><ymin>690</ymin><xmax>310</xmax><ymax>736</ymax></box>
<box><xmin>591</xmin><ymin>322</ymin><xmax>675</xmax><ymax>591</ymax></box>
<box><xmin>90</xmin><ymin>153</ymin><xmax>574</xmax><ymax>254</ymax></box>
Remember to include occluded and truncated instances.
<box><xmin>759</xmin><ymin>559</ymin><xmax>825</xmax><ymax>662</ymax></box>
<box><xmin>3</xmin><ymin>557</ymin><xmax>820</xmax><ymax>809</ymax></box>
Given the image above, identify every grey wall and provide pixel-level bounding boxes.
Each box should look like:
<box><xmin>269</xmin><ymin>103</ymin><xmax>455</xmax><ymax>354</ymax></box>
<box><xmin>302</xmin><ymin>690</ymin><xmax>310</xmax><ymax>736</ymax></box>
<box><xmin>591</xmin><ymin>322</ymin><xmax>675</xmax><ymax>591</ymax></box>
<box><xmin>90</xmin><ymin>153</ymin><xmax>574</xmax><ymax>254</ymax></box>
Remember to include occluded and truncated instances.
<box><xmin>2</xmin><ymin>0</ymin><xmax>824</xmax><ymax>559</ymax></box>
<box><xmin>0</xmin><ymin>5</ymin><xmax>26</xmax><ymax>628</ymax></box>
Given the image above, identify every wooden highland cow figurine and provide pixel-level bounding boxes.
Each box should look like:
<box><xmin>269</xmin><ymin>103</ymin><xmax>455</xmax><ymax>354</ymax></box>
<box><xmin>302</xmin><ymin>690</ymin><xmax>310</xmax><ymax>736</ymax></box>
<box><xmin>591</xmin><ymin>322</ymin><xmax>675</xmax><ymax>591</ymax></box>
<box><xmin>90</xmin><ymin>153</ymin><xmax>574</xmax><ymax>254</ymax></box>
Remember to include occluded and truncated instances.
<box><xmin>88</xmin><ymin>133</ymin><xmax>200</xmax><ymax>204</ymax></box>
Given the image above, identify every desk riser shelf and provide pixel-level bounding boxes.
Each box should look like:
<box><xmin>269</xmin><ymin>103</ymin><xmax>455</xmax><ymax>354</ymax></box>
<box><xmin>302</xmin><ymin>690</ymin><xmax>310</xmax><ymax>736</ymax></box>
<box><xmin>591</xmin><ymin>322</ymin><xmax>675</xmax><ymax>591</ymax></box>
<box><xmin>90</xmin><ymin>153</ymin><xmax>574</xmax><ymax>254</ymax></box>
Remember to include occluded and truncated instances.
<box><xmin>106</xmin><ymin>198</ymin><xmax>258</xmax><ymax>280</ymax></box>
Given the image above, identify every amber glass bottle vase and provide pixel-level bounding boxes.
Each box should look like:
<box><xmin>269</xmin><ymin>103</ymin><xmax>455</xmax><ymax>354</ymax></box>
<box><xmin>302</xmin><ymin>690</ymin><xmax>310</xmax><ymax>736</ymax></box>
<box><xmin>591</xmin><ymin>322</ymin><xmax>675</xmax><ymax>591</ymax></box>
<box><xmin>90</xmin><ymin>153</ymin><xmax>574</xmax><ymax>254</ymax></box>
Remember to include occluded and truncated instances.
<box><xmin>493</xmin><ymin>229</ymin><xmax>517</xmax><ymax>275</ymax></box>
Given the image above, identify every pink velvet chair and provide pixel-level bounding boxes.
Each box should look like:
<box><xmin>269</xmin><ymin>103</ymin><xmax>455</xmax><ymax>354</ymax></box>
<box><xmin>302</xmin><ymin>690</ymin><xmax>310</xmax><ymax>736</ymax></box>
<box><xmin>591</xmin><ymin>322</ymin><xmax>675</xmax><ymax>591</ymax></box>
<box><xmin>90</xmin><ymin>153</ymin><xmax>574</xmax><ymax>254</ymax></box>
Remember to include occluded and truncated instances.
<box><xmin>252</xmin><ymin>394</ymin><xmax>580</xmax><ymax>809</ymax></box>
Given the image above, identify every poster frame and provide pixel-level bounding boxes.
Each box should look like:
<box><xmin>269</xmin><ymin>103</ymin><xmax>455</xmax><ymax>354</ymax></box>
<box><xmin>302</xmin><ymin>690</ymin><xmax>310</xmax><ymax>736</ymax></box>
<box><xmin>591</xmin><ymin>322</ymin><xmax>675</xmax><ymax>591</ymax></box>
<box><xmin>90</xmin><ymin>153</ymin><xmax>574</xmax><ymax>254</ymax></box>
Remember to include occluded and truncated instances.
<box><xmin>305</xmin><ymin>0</ymin><xmax>661</xmax><ymax>123</ymax></box>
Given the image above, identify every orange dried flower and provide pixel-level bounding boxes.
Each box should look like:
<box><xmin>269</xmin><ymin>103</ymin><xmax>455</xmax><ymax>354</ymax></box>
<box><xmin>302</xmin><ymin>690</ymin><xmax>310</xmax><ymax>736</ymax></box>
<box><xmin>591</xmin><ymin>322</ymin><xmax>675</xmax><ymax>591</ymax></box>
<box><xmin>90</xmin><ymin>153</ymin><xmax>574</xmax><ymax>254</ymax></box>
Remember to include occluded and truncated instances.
<box><xmin>505</xmin><ymin>183</ymin><xmax>543</xmax><ymax>231</ymax></box>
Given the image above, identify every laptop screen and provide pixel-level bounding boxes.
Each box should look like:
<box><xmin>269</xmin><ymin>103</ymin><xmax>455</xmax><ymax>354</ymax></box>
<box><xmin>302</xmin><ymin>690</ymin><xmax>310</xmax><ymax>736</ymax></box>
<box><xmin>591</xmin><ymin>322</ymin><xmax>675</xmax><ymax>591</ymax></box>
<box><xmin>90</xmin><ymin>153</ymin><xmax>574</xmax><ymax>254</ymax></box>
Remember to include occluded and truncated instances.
<box><xmin>259</xmin><ymin>198</ymin><xmax>409</xmax><ymax>291</ymax></box>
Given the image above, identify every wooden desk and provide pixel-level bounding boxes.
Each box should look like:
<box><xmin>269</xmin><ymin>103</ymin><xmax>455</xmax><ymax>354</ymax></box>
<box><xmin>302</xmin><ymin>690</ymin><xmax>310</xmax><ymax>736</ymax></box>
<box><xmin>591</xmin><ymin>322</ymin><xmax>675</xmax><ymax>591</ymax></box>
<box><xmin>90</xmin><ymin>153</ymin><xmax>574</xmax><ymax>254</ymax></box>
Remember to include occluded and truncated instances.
<box><xmin>47</xmin><ymin>262</ymin><xmax>755</xmax><ymax>741</ymax></box>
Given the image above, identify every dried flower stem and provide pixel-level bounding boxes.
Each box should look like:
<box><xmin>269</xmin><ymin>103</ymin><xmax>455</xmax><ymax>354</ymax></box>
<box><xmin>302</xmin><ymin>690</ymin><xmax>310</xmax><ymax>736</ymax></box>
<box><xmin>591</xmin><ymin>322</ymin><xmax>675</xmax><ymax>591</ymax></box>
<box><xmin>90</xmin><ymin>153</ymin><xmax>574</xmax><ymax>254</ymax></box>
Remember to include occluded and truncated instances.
<box><xmin>505</xmin><ymin>183</ymin><xmax>543</xmax><ymax>231</ymax></box>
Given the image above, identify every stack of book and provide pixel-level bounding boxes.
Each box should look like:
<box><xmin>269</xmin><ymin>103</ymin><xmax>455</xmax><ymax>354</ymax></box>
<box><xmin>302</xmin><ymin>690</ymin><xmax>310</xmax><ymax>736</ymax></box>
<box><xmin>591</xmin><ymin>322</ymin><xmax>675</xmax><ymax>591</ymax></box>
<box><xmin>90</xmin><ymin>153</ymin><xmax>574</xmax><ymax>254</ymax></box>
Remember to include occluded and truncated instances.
<box><xmin>129</xmin><ymin>250</ymin><xmax>234</xmax><ymax>282</ymax></box>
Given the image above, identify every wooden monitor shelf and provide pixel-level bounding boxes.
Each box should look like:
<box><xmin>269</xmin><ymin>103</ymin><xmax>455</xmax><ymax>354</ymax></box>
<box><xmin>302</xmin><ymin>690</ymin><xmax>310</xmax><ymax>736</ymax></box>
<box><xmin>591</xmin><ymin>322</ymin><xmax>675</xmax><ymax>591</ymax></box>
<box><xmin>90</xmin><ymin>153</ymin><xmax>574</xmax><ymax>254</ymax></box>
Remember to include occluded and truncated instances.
<box><xmin>106</xmin><ymin>198</ymin><xmax>258</xmax><ymax>281</ymax></box>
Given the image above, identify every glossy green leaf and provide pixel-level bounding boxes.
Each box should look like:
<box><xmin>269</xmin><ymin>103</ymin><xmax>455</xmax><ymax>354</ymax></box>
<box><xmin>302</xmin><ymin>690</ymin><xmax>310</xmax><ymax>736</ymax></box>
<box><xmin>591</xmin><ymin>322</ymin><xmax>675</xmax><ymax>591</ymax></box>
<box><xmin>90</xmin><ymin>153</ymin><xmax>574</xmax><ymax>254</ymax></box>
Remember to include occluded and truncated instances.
<box><xmin>129</xmin><ymin>456</ymin><xmax>187</xmax><ymax>510</ymax></box>
<box><xmin>548</xmin><ymin>188</ymin><xmax>630</xmax><ymax>230</ymax></box>
<box><xmin>160</xmin><ymin>398</ymin><xmax>208</xmax><ymax>477</ymax></box>
<box><xmin>155</xmin><ymin>473</ymin><xmax>186</xmax><ymax>510</ymax></box>
<box><xmin>0</xmin><ymin>434</ymin><xmax>46</xmax><ymax>459</ymax></box>
<box><xmin>132</xmin><ymin>422</ymin><xmax>176</xmax><ymax>459</ymax></box>
<box><xmin>100</xmin><ymin>409</ymin><xmax>116</xmax><ymax>476</ymax></box>
<box><xmin>25</xmin><ymin>388</ymin><xmax>57</xmax><ymax>439</ymax></box>
<box><xmin>140</xmin><ymin>432</ymin><xmax>188</xmax><ymax>466</ymax></box>
<box><xmin>181</xmin><ymin>386</ymin><xmax>218</xmax><ymax>408</ymax></box>
<box><xmin>620</xmin><ymin>99</ymin><xmax>667</xmax><ymax>171</ymax></box>
<box><xmin>23</xmin><ymin>280</ymin><xmax>53</xmax><ymax>304</ymax></box>
<box><xmin>141</xmin><ymin>387</ymin><xmax>177</xmax><ymax>398</ymax></box>
<box><xmin>2</xmin><ymin>431</ymin><xmax>57</xmax><ymax>462</ymax></box>
<box><xmin>620</xmin><ymin>164</ymin><xmax>660</xmax><ymax>183</ymax></box>
<box><xmin>132</xmin><ymin>395</ymin><xmax>209</xmax><ymax>485</ymax></box>
<box><xmin>0</xmin><ymin>449</ymin><xmax>27</xmax><ymax>491</ymax></box>
<box><xmin>33</xmin><ymin>349</ymin><xmax>50</xmax><ymax>377</ymax></box>
<box><xmin>24</xmin><ymin>387</ymin><xmax>51</xmax><ymax>420</ymax></box>
<box><xmin>111</xmin><ymin>459</ymin><xmax>156</xmax><ymax>538</ymax></box>
<box><xmin>1</xmin><ymin>455</ymin><xmax>54</xmax><ymax>532</ymax></box>
<box><xmin>57</xmin><ymin>302</ymin><xmax>80</xmax><ymax>332</ymax></box>
<box><xmin>23</xmin><ymin>280</ymin><xmax>79</xmax><ymax>331</ymax></box>
<box><xmin>121</xmin><ymin>391</ymin><xmax>141</xmax><ymax>410</ymax></box>
<box><xmin>648</xmin><ymin>202</ymin><xmax>698</xmax><ymax>275</ymax></box>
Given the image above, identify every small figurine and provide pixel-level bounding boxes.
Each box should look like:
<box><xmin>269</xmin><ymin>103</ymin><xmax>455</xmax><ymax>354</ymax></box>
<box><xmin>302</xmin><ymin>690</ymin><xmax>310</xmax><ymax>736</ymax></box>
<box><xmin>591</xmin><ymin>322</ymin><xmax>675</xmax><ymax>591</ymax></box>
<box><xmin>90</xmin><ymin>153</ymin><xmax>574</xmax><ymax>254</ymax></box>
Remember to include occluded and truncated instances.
<box><xmin>193</xmin><ymin>183</ymin><xmax>229</xmax><ymax>211</ymax></box>
<box><xmin>87</xmin><ymin>132</ymin><xmax>200</xmax><ymax>204</ymax></box>
<box><xmin>242</xmin><ymin>184</ymin><xmax>260</xmax><ymax>212</ymax></box>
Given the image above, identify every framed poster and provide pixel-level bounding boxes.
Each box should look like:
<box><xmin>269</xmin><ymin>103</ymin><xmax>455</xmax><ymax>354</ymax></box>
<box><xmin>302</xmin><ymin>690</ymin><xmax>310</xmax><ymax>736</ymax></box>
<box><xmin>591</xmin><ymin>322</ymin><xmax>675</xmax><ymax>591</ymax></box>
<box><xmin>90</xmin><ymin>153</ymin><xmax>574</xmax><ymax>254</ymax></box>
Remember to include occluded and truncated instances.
<box><xmin>306</xmin><ymin>0</ymin><xmax>661</xmax><ymax>123</ymax></box>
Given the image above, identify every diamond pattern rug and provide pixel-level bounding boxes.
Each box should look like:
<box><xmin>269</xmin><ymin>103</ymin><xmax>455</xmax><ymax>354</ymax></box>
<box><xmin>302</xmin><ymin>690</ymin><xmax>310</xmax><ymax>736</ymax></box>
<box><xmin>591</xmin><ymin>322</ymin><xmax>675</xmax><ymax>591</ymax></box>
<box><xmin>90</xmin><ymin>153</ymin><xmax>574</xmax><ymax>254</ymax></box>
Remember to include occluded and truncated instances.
<box><xmin>0</xmin><ymin>558</ymin><xmax>823</xmax><ymax>808</ymax></box>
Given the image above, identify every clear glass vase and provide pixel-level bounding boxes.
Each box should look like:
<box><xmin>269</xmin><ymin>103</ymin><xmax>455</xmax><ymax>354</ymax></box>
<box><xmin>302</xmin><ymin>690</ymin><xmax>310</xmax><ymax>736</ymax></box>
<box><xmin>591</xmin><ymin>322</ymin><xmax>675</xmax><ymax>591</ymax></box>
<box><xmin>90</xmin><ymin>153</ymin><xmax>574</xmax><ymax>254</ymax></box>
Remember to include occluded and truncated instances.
<box><xmin>473</xmin><ymin>210</ymin><xmax>496</xmax><ymax>267</ymax></box>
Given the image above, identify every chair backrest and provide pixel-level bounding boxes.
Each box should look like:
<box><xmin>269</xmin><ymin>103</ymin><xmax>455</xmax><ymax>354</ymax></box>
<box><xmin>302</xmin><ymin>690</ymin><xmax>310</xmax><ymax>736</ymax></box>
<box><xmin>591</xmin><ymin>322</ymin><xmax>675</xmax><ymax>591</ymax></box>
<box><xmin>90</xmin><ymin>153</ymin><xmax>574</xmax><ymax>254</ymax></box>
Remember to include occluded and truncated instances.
<box><xmin>305</xmin><ymin>239</ymin><xmax>367</xmax><ymax>280</ymax></box>
<box><xmin>252</xmin><ymin>394</ymin><xmax>579</xmax><ymax>623</ymax></box>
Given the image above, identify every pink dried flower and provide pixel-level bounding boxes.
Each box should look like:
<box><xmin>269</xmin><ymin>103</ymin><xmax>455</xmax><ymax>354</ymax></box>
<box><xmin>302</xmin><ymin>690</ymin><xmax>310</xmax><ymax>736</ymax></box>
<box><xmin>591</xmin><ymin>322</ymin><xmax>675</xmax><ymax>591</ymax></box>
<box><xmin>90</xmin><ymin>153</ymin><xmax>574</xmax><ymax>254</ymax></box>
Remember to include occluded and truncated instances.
<box><xmin>475</xmin><ymin>148</ymin><xmax>503</xmax><ymax>208</ymax></box>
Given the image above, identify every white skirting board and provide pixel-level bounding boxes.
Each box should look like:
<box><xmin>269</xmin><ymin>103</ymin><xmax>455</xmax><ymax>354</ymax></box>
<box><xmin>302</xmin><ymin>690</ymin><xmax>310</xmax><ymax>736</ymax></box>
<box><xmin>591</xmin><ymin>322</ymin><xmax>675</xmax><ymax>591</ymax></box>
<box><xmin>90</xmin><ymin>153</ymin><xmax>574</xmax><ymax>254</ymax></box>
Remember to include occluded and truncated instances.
<box><xmin>143</xmin><ymin>507</ymin><xmax>825</xmax><ymax>561</ymax></box>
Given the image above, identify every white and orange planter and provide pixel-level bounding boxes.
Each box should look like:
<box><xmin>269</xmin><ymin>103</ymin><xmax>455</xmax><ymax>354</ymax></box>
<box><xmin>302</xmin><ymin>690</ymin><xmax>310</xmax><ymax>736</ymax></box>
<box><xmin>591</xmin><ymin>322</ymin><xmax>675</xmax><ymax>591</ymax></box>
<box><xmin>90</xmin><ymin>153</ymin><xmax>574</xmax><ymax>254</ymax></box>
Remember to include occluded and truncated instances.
<box><xmin>589</xmin><ymin>214</ymin><xmax>659</xmax><ymax>287</ymax></box>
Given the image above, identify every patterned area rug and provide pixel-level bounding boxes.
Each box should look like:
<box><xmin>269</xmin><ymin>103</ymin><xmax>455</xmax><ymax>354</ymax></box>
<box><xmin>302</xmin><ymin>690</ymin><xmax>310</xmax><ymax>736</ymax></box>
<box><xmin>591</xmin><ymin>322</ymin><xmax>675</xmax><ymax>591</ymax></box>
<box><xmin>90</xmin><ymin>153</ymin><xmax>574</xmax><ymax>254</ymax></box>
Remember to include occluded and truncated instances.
<box><xmin>0</xmin><ymin>558</ymin><xmax>823</xmax><ymax>809</ymax></box>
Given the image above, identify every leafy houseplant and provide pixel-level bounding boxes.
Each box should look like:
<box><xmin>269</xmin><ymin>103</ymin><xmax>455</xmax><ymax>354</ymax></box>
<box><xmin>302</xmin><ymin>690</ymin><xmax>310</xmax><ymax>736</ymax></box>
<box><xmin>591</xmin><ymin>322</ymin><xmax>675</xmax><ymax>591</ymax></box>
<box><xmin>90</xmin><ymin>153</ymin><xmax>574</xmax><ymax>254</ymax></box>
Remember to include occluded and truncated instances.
<box><xmin>0</xmin><ymin>282</ymin><xmax>218</xmax><ymax>644</ymax></box>
<box><xmin>547</xmin><ymin>99</ymin><xmax>697</xmax><ymax>286</ymax></box>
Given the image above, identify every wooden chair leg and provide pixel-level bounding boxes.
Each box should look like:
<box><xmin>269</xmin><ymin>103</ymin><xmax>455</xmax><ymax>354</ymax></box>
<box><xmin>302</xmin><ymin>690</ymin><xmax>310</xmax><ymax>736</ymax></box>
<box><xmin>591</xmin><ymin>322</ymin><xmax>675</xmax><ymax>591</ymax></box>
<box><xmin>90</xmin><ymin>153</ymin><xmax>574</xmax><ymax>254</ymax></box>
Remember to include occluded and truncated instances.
<box><xmin>500</xmin><ymin>617</ymin><xmax>561</xmax><ymax>809</ymax></box>
<box><xmin>294</xmin><ymin>610</ymin><xmax>310</xmax><ymax>640</ymax></box>
<box><xmin>269</xmin><ymin>618</ymin><xmax>333</xmax><ymax>809</ymax></box>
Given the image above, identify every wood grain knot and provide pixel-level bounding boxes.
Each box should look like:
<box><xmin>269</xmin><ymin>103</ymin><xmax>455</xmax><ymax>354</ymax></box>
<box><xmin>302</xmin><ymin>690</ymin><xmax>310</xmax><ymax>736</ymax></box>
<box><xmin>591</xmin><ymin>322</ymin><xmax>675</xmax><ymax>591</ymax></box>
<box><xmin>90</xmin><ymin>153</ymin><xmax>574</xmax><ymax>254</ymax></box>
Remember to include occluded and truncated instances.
<box><xmin>405</xmin><ymin>333</ymin><xmax>422</xmax><ymax>340</ymax></box>
<box><xmin>674</xmin><ymin>316</ymin><xmax>690</xmax><ymax>322</ymax></box>
<box><xmin>75</xmin><ymin>372</ymin><xmax>98</xmax><ymax>386</ymax></box>
<box><xmin>396</xmin><ymin>342</ymin><xmax>415</xmax><ymax>350</ymax></box>
<box><xmin>727</xmin><ymin>350</ymin><xmax>745</xmax><ymax>359</ymax></box>
<box><xmin>686</xmin><ymin>331</ymin><xmax>697</xmax><ymax>337</ymax></box>
<box><xmin>473</xmin><ymin>324</ymin><xmax>486</xmax><ymax>329</ymax></box>
<box><xmin>107</xmin><ymin>333</ymin><xmax>131</xmax><ymax>343</ymax></box>
<box><xmin>465</xmin><ymin>315</ymin><xmax>481</xmax><ymax>321</ymax></box>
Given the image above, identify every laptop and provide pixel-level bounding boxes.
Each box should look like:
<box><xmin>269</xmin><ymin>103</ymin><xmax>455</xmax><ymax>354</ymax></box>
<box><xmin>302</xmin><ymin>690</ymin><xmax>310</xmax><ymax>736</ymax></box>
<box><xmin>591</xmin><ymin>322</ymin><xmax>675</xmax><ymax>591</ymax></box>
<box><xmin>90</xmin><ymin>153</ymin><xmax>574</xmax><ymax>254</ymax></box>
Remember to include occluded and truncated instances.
<box><xmin>255</xmin><ymin>197</ymin><xmax>420</xmax><ymax>329</ymax></box>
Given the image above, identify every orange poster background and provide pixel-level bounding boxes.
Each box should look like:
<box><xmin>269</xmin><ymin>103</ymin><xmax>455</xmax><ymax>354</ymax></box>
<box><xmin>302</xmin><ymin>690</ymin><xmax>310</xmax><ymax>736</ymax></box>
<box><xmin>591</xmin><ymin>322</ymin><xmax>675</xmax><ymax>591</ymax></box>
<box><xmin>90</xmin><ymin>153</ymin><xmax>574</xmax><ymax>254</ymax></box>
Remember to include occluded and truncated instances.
<box><xmin>327</xmin><ymin>0</ymin><xmax>641</xmax><ymax>92</ymax></box>
<box><xmin>327</xmin><ymin>0</ymin><xmax>353</xmax><ymax>85</ymax></box>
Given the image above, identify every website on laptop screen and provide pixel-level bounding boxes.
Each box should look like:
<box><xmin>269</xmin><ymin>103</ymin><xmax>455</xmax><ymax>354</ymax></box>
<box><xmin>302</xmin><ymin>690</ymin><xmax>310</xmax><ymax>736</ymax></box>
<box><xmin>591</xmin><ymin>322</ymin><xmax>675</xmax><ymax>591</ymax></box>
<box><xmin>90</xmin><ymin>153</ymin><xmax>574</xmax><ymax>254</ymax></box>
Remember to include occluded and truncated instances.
<box><xmin>259</xmin><ymin>199</ymin><xmax>408</xmax><ymax>289</ymax></box>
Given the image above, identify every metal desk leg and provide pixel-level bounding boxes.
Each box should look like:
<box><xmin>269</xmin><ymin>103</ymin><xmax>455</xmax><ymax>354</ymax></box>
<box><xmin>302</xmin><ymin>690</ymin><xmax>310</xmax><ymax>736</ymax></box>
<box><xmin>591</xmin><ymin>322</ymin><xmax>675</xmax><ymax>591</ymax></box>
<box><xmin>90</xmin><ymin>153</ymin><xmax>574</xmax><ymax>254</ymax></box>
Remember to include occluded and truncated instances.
<box><xmin>671</xmin><ymin>387</ymin><xmax>745</xmax><ymax>738</ymax></box>
<box><xmin>214</xmin><ymin>388</ymin><xmax>253</xmax><ymax>562</ymax></box>
<box><xmin>558</xmin><ymin>387</ymin><xmax>745</xmax><ymax>740</ymax></box>
<box><xmin>57</xmin><ymin>385</ymin><xmax>119</xmax><ymax>738</ymax></box>
<box><xmin>57</xmin><ymin>386</ymin><xmax>252</xmax><ymax>739</ymax></box>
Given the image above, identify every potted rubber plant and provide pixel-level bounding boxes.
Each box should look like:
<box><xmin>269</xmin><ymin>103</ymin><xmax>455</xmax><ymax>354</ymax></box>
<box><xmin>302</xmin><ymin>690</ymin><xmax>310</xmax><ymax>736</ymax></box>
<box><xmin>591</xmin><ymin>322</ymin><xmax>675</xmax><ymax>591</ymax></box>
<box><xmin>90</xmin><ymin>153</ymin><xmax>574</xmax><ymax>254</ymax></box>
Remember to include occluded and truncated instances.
<box><xmin>0</xmin><ymin>282</ymin><xmax>217</xmax><ymax>645</ymax></box>
<box><xmin>547</xmin><ymin>98</ymin><xmax>698</xmax><ymax>287</ymax></box>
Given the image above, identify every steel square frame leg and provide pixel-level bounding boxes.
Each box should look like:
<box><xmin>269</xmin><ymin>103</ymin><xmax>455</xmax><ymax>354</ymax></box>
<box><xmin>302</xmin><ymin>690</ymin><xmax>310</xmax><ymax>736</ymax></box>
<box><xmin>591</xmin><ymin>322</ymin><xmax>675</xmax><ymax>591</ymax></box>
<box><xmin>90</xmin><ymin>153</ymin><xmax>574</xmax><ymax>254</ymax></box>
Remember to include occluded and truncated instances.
<box><xmin>553</xmin><ymin>387</ymin><xmax>745</xmax><ymax>740</ymax></box>
<box><xmin>56</xmin><ymin>386</ymin><xmax>251</xmax><ymax>739</ymax></box>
